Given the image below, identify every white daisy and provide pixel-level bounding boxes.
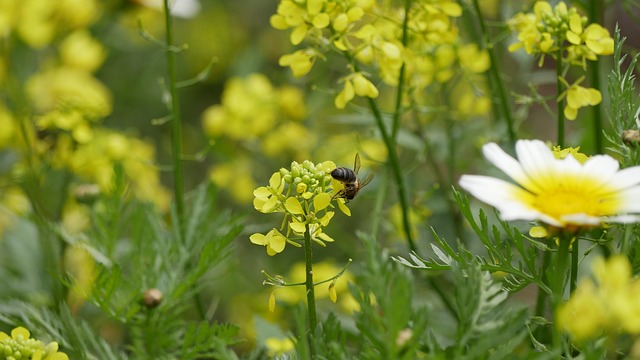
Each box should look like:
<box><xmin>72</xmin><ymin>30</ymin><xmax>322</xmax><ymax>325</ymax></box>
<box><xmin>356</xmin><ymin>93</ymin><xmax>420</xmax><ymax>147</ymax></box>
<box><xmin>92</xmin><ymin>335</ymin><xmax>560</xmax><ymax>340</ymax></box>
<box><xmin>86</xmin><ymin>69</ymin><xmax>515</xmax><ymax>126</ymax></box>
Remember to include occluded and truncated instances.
<box><xmin>459</xmin><ymin>139</ymin><xmax>640</xmax><ymax>228</ymax></box>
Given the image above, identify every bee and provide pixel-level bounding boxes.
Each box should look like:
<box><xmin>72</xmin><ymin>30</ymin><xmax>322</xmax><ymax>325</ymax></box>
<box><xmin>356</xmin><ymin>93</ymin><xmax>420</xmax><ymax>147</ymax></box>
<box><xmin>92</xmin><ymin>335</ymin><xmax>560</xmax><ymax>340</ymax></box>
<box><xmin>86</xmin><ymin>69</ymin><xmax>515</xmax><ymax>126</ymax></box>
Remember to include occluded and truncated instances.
<box><xmin>331</xmin><ymin>153</ymin><xmax>374</xmax><ymax>201</ymax></box>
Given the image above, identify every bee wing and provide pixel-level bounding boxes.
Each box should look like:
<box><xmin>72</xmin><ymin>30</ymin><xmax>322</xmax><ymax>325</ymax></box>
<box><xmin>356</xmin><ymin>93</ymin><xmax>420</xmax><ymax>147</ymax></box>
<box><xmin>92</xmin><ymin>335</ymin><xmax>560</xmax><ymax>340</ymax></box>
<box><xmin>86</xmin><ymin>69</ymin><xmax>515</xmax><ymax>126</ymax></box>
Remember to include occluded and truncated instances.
<box><xmin>353</xmin><ymin>153</ymin><xmax>361</xmax><ymax>175</ymax></box>
<box><xmin>358</xmin><ymin>173</ymin><xmax>374</xmax><ymax>189</ymax></box>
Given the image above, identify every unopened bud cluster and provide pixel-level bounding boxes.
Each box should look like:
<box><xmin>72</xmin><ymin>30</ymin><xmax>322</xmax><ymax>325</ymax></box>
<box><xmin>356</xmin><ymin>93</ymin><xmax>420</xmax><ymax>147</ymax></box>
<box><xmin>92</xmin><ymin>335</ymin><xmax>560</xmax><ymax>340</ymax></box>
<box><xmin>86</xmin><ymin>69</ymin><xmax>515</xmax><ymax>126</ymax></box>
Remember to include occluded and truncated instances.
<box><xmin>280</xmin><ymin>160</ymin><xmax>333</xmax><ymax>197</ymax></box>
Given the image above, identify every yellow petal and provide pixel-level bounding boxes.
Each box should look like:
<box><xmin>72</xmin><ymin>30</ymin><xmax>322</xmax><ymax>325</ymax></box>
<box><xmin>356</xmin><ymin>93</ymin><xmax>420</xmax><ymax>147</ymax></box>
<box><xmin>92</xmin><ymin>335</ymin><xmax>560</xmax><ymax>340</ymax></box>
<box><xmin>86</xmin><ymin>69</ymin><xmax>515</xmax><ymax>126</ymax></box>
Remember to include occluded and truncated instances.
<box><xmin>285</xmin><ymin>197</ymin><xmax>305</xmax><ymax>215</ymax></box>
<box><xmin>11</xmin><ymin>326</ymin><xmax>30</xmax><ymax>339</ymax></box>
<box><xmin>290</xmin><ymin>24</ymin><xmax>308</xmax><ymax>46</ymax></box>
<box><xmin>314</xmin><ymin>192</ymin><xmax>332</xmax><ymax>211</ymax></box>
<box><xmin>338</xmin><ymin>200</ymin><xmax>351</xmax><ymax>216</ymax></box>
<box><xmin>569</xmin><ymin>13</ymin><xmax>582</xmax><ymax>35</ymax></box>
<box><xmin>289</xmin><ymin>220</ymin><xmax>306</xmax><ymax>233</ymax></box>
<box><xmin>529</xmin><ymin>226</ymin><xmax>548</xmax><ymax>238</ymax></box>
<box><xmin>250</xmin><ymin>233</ymin><xmax>268</xmax><ymax>245</ymax></box>
<box><xmin>312</xmin><ymin>13</ymin><xmax>330</xmax><ymax>29</ymax></box>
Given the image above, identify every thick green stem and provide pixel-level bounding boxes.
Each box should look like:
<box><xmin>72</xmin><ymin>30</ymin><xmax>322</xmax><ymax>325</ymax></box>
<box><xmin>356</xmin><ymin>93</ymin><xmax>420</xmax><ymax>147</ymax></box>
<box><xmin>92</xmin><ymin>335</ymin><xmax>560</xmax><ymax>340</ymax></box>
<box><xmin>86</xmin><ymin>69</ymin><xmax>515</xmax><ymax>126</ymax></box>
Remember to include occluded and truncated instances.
<box><xmin>556</xmin><ymin>49</ymin><xmax>565</xmax><ymax>147</ymax></box>
<box><xmin>303</xmin><ymin>223</ymin><xmax>317</xmax><ymax>357</ymax></box>
<box><xmin>534</xmin><ymin>250</ymin><xmax>551</xmax><ymax>318</ymax></box>
<box><xmin>163</xmin><ymin>0</ymin><xmax>185</xmax><ymax>239</ymax></box>
<box><xmin>552</xmin><ymin>236</ymin><xmax>571</xmax><ymax>348</ymax></box>
<box><xmin>471</xmin><ymin>0</ymin><xmax>516</xmax><ymax>146</ymax></box>
<box><xmin>570</xmin><ymin>239</ymin><xmax>579</xmax><ymax>294</ymax></box>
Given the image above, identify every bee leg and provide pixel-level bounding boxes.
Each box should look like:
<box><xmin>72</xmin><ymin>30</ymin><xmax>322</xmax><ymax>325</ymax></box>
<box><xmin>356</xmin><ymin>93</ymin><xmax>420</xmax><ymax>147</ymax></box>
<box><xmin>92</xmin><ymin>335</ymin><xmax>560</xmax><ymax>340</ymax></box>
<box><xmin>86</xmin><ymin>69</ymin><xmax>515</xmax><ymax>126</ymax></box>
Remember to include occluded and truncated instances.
<box><xmin>332</xmin><ymin>190</ymin><xmax>346</xmax><ymax>200</ymax></box>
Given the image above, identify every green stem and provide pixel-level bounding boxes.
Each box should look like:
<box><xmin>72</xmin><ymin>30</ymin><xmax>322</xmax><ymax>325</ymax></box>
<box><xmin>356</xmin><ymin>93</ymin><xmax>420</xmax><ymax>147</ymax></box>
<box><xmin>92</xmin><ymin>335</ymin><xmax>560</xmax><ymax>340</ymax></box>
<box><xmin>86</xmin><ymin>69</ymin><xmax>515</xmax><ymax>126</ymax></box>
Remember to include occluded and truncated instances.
<box><xmin>390</xmin><ymin>0</ymin><xmax>410</xmax><ymax>141</ymax></box>
<box><xmin>570</xmin><ymin>239</ymin><xmax>579</xmax><ymax>294</ymax></box>
<box><xmin>552</xmin><ymin>236</ymin><xmax>571</xmax><ymax>348</ymax></box>
<box><xmin>340</xmin><ymin>1</ymin><xmax>416</xmax><ymax>253</ymax></box>
<box><xmin>534</xmin><ymin>250</ymin><xmax>551</xmax><ymax>318</ymax></box>
<box><xmin>163</xmin><ymin>0</ymin><xmax>185</xmax><ymax>239</ymax></box>
<box><xmin>556</xmin><ymin>48</ymin><xmax>565</xmax><ymax>147</ymax></box>
<box><xmin>366</xmin><ymin>97</ymin><xmax>417</xmax><ymax>253</ymax></box>
<box><xmin>471</xmin><ymin>0</ymin><xmax>516</xmax><ymax>146</ymax></box>
<box><xmin>303</xmin><ymin>223</ymin><xmax>317</xmax><ymax>357</ymax></box>
<box><xmin>588</xmin><ymin>0</ymin><xmax>604</xmax><ymax>153</ymax></box>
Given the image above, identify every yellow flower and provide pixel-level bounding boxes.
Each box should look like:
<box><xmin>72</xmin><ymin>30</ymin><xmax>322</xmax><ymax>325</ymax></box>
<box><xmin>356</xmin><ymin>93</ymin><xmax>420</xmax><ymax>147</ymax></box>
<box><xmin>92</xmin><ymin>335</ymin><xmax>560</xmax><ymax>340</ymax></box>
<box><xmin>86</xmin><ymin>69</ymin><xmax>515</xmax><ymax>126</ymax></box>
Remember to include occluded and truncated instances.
<box><xmin>335</xmin><ymin>72</ymin><xmax>379</xmax><ymax>109</ymax></box>
<box><xmin>279</xmin><ymin>49</ymin><xmax>316</xmax><ymax>77</ymax></box>
<box><xmin>558</xmin><ymin>255</ymin><xmax>640</xmax><ymax>341</ymax></box>
<box><xmin>459</xmin><ymin>139</ymin><xmax>640</xmax><ymax>228</ymax></box>
<box><xmin>551</xmin><ymin>145</ymin><xmax>589</xmax><ymax>164</ymax></box>
<box><xmin>563</xmin><ymin>83</ymin><xmax>601</xmax><ymax>120</ymax></box>
<box><xmin>250</xmin><ymin>228</ymin><xmax>287</xmax><ymax>256</ymax></box>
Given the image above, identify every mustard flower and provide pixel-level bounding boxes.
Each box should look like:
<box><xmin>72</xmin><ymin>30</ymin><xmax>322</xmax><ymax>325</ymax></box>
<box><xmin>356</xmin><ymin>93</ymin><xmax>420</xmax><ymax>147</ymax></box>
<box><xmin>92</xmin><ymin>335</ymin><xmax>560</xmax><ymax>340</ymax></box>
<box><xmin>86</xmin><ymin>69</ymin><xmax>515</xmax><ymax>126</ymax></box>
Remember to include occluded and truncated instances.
<box><xmin>0</xmin><ymin>326</ymin><xmax>69</xmax><ymax>360</ymax></box>
<box><xmin>250</xmin><ymin>159</ymin><xmax>351</xmax><ymax>255</ymax></box>
<box><xmin>278</xmin><ymin>49</ymin><xmax>317</xmax><ymax>78</ymax></box>
<box><xmin>562</xmin><ymin>81</ymin><xmax>602</xmax><ymax>120</ymax></box>
<box><xmin>459</xmin><ymin>139</ymin><xmax>640</xmax><ymax>229</ymax></box>
<box><xmin>558</xmin><ymin>255</ymin><xmax>640</xmax><ymax>341</ymax></box>
<box><xmin>335</xmin><ymin>72</ymin><xmax>379</xmax><ymax>109</ymax></box>
<box><xmin>508</xmin><ymin>1</ymin><xmax>613</xmax><ymax>67</ymax></box>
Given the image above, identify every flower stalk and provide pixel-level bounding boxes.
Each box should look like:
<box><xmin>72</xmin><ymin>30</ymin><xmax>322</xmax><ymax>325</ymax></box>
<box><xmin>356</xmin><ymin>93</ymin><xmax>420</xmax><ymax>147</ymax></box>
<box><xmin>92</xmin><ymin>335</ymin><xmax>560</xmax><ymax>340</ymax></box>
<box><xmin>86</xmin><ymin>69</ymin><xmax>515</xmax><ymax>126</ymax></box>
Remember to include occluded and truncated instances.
<box><xmin>556</xmin><ymin>48</ymin><xmax>565</xmax><ymax>147</ymax></box>
<box><xmin>163</xmin><ymin>0</ymin><xmax>185</xmax><ymax>239</ymax></box>
<box><xmin>471</xmin><ymin>0</ymin><xmax>516</xmax><ymax>146</ymax></box>
<box><xmin>303</xmin><ymin>223</ymin><xmax>317</xmax><ymax>356</ymax></box>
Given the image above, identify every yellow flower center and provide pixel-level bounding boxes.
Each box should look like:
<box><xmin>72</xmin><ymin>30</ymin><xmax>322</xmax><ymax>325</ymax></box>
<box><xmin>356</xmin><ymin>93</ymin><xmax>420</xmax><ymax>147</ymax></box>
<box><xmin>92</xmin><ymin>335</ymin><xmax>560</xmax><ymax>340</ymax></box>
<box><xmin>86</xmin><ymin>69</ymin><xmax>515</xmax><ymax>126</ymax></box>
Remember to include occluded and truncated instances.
<box><xmin>525</xmin><ymin>175</ymin><xmax>621</xmax><ymax>223</ymax></box>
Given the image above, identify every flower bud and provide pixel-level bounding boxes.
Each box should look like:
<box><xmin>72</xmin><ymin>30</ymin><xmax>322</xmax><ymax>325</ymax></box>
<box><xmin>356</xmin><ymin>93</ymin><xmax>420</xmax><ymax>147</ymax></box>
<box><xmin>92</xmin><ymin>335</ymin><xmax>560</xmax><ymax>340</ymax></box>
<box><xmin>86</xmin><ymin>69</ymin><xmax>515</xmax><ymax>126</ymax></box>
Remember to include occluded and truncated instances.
<box><xmin>622</xmin><ymin>130</ymin><xmax>640</xmax><ymax>147</ymax></box>
<box><xmin>142</xmin><ymin>288</ymin><xmax>163</xmax><ymax>309</ymax></box>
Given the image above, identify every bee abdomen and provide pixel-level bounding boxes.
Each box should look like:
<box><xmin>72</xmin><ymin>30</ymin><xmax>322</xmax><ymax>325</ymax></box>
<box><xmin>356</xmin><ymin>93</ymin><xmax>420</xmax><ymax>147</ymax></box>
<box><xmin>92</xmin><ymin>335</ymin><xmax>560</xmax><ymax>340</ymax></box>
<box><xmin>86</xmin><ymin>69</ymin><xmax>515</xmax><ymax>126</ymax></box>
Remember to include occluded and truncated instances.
<box><xmin>331</xmin><ymin>167</ymin><xmax>357</xmax><ymax>182</ymax></box>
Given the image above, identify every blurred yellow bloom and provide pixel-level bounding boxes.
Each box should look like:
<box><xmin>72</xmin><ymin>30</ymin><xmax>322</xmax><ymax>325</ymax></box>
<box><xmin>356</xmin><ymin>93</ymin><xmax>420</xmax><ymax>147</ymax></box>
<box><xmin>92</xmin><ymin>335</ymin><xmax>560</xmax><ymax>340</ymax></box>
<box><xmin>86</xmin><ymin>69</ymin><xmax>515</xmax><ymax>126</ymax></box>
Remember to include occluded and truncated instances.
<box><xmin>265</xmin><ymin>337</ymin><xmax>295</xmax><ymax>357</ymax></box>
<box><xmin>60</xmin><ymin>30</ymin><xmax>106</xmax><ymax>73</ymax></box>
<box><xmin>64</xmin><ymin>244</ymin><xmax>96</xmax><ymax>313</ymax></box>
<box><xmin>558</xmin><ymin>255</ymin><xmax>640</xmax><ymax>341</ymax></box>
<box><xmin>202</xmin><ymin>73</ymin><xmax>306</xmax><ymax>147</ymax></box>
<box><xmin>210</xmin><ymin>161</ymin><xmax>257</xmax><ymax>204</ymax></box>
<box><xmin>279</xmin><ymin>50</ymin><xmax>316</xmax><ymax>77</ymax></box>
<box><xmin>0</xmin><ymin>107</ymin><xmax>16</xmax><ymax>148</ymax></box>
<box><xmin>27</xmin><ymin>67</ymin><xmax>112</xmax><ymax>119</ymax></box>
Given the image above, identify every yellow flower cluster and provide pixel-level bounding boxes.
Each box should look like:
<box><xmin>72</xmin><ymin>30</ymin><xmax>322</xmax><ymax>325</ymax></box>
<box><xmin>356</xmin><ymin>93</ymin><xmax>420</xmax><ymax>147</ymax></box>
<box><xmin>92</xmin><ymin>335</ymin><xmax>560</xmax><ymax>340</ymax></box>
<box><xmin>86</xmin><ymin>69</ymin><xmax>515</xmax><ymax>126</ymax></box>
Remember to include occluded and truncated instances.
<box><xmin>250</xmin><ymin>159</ymin><xmax>350</xmax><ymax>256</ymax></box>
<box><xmin>0</xmin><ymin>0</ymin><xmax>171</xmax><ymax>236</ymax></box>
<box><xmin>271</xmin><ymin>0</ymin><xmax>490</xmax><ymax>118</ymax></box>
<box><xmin>0</xmin><ymin>0</ymin><xmax>99</xmax><ymax>49</ymax></box>
<box><xmin>0</xmin><ymin>326</ymin><xmax>69</xmax><ymax>360</ymax></box>
<box><xmin>202</xmin><ymin>73</ymin><xmax>315</xmax><ymax>203</ymax></box>
<box><xmin>558</xmin><ymin>255</ymin><xmax>640</xmax><ymax>342</ymax></box>
<box><xmin>508</xmin><ymin>1</ymin><xmax>613</xmax><ymax>120</ymax></box>
<box><xmin>508</xmin><ymin>1</ymin><xmax>613</xmax><ymax>63</ymax></box>
<box><xmin>58</xmin><ymin>129</ymin><xmax>171</xmax><ymax>211</ymax></box>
